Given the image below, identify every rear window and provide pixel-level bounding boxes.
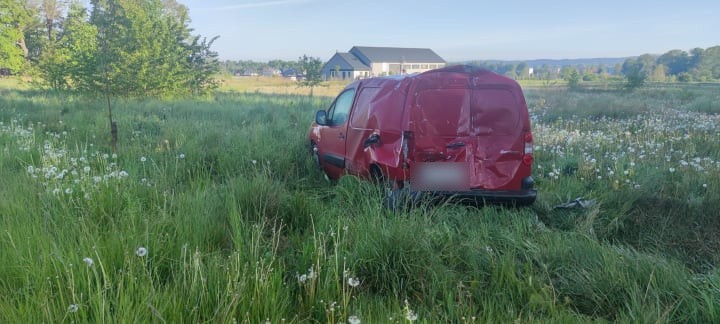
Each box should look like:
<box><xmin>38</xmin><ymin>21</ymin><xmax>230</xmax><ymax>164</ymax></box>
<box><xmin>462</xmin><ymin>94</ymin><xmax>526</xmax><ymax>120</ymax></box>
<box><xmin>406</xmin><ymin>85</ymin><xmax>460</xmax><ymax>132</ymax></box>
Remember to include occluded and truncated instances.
<box><xmin>414</xmin><ymin>89</ymin><xmax>470</xmax><ymax>137</ymax></box>
<box><xmin>470</xmin><ymin>89</ymin><xmax>520</xmax><ymax>136</ymax></box>
<box><xmin>413</xmin><ymin>87</ymin><xmax>521</xmax><ymax>137</ymax></box>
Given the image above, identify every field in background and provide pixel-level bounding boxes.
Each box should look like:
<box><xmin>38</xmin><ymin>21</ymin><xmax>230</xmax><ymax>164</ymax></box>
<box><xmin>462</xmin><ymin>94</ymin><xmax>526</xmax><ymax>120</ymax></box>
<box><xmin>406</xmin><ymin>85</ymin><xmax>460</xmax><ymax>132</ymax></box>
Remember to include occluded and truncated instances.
<box><xmin>219</xmin><ymin>76</ymin><xmax>350</xmax><ymax>96</ymax></box>
<box><xmin>1</xmin><ymin>78</ymin><xmax>719</xmax><ymax>322</ymax></box>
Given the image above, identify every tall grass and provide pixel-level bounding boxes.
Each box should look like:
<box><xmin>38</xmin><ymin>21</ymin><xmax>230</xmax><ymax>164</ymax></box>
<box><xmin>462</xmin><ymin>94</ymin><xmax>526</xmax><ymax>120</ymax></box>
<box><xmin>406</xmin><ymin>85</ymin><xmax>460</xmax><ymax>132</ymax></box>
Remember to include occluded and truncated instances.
<box><xmin>1</xmin><ymin>82</ymin><xmax>719</xmax><ymax>322</ymax></box>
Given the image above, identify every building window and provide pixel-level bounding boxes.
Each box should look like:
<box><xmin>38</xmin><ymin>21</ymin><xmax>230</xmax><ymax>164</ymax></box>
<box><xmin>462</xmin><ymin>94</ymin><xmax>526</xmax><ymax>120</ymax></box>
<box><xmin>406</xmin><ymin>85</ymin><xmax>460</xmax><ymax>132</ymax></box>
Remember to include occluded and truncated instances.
<box><xmin>429</xmin><ymin>64</ymin><xmax>436</xmax><ymax>69</ymax></box>
<box><xmin>411</xmin><ymin>64</ymin><xmax>419</xmax><ymax>69</ymax></box>
<box><xmin>403</xmin><ymin>64</ymin><xmax>411</xmax><ymax>69</ymax></box>
<box><xmin>421</xmin><ymin>64</ymin><xmax>428</xmax><ymax>69</ymax></box>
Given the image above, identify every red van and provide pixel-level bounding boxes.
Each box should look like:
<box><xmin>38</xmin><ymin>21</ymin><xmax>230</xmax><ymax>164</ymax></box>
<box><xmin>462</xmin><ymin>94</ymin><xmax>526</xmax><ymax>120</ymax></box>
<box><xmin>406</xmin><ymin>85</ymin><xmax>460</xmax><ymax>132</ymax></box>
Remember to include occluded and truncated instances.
<box><xmin>307</xmin><ymin>65</ymin><xmax>536</xmax><ymax>205</ymax></box>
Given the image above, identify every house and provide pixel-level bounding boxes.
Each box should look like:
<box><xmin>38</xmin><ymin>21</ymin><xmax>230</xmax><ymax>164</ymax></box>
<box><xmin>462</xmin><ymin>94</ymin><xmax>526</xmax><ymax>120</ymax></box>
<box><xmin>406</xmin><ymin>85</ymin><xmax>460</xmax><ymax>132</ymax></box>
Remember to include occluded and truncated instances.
<box><xmin>321</xmin><ymin>46</ymin><xmax>446</xmax><ymax>80</ymax></box>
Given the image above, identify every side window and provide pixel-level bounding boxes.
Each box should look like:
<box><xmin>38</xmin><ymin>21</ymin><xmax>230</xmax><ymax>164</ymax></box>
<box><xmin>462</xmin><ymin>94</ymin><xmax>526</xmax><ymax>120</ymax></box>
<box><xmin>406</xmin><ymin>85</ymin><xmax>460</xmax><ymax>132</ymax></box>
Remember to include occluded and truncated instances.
<box><xmin>328</xmin><ymin>89</ymin><xmax>355</xmax><ymax>125</ymax></box>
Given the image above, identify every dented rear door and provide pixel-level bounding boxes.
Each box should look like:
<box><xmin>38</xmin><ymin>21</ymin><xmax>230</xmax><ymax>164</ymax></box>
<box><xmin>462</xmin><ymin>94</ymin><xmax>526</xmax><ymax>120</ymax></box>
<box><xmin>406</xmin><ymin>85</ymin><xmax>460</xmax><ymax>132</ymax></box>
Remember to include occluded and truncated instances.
<box><xmin>408</xmin><ymin>74</ymin><xmax>525</xmax><ymax>190</ymax></box>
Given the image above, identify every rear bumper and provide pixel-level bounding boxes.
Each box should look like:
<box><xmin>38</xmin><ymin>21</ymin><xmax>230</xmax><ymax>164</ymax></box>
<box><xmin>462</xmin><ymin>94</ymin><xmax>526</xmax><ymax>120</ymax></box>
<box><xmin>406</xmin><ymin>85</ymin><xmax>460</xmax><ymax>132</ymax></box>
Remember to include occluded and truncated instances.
<box><xmin>423</xmin><ymin>189</ymin><xmax>537</xmax><ymax>206</ymax></box>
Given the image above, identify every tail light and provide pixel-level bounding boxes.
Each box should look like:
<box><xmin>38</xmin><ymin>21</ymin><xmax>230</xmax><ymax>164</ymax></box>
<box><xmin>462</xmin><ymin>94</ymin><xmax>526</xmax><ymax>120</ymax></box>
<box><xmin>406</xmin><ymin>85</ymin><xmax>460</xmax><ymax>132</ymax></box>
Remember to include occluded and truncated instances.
<box><xmin>523</xmin><ymin>131</ymin><xmax>534</xmax><ymax>166</ymax></box>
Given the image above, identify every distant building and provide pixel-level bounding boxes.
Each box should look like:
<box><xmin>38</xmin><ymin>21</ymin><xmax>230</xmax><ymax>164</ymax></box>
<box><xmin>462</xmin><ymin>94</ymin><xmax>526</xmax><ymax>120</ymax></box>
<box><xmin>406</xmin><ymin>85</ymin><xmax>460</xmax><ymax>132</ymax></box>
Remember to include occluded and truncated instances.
<box><xmin>321</xmin><ymin>46</ymin><xmax>446</xmax><ymax>80</ymax></box>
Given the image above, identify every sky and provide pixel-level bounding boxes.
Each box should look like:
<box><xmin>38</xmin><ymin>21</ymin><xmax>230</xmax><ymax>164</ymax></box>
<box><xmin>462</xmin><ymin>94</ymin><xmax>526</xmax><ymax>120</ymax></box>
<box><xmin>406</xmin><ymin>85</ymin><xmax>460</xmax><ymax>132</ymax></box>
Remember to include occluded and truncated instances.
<box><xmin>180</xmin><ymin>0</ymin><xmax>720</xmax><ymax>62</ymax></box>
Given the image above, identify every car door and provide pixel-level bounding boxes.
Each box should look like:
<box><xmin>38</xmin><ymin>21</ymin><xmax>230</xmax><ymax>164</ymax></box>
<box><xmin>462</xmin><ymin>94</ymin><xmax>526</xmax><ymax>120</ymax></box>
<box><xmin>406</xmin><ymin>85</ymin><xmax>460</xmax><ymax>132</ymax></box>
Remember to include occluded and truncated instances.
<box><xmin>317</xmin><ymin>88</ymin><xmax>356</xmax><ymax>178</ymax></box>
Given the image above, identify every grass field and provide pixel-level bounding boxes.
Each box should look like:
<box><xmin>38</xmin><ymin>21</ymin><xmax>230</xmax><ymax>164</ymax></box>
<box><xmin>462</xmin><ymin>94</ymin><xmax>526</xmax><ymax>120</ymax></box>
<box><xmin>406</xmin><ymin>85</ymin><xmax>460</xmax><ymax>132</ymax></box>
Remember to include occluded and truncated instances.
<box><xmin>1</xmin><ymin>77</ymin><xmax>719</xmax><ymax>322</ymax></box>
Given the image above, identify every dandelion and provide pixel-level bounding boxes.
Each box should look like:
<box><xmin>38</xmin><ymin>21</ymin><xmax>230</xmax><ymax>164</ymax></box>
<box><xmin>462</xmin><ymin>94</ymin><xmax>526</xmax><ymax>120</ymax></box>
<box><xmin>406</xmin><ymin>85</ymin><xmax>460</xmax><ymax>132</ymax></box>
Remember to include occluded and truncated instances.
<box><xmin>65</xmin><ymin>188</ymin><xmax>73</xmax><ymax>195</ymax></box>
<box><xmin>118</xmin><ymin>170</ymin><xmax>129</xmax><ymax>179</ymax></box>
<box><xmin>669</xmin><ymin>167</ymin><xmax>676</xmax><ymax>173</ymax></box>
<box><xmin>82</xmin><ymin>257</ymin><xmax>93</xmax><ymax>267</ymax></box>
<box><xmin>140</xmin><ymin>156</ymin><xmax>147</xmax><ymax>162</ymax></box>
<box><xmin>83</xmin><ymin>166</ymin><xmax>91</xmax><ymax>173</ymax></box>
<box><xmin>251</xmin><ymin>160</ymin><xmax>257</xmax><ymax>165</ymax></box>
<box><xmin>548</xmin><ymin>172</ymin><xmax>555</xmax><ymax>178</ymax></box>
<box><xmin>112</xmin><ymin>153</ymin><xmax>117</xmax><ymax>159</ymax></box>
<box><xmin>623</xmin><ymin>170</ymin><xmax>629</xmax><ymax>175</ymax></box>
<box><xmin>102</xmin><ymin>153</ymin><xmax>109</xmax><ymax>159</ymax></box>
<box><xmin>27</xmin><ymin>165</ymin><xmax>34</xmax><ymax>174</ymax></box>
<box><xmin>68</xmin><ymin>304</ymin><xmax>79</xmax><ymax>313</ymax></box>
<box><xmin>297</xmin><ymin>274</ymin><xmax>308</xmax><ymax>283</ymax></box>
<box><xmin>703</xmin><ymin>184</ymin><xmax>708</xmax><ymax>188</ymax></box>
<box><xmin>404</xmin><ymin>300</ymin><xmax>418</xmax><ymax>321</ymax></box>
<box><xmin>52</xmin><ymin>188</ymin><xmax>60</xmax><ymax>195</ymax></box>
<box><xmin>178</xmin><ymin>153</ymin><xmax>185</xmax><ymax>159</ymax></box>
<box><xmin>136</xmin><ymin>247</ymin><xmax>147</xmax><ymax>257</ymax></box>
<box><xmin>347</xmin><ymin>277</ymin><xmax>360</xmax><ymax>287</ymax></box>
<box><xmin>348</xmin><ymin>315</ymin><xmax>361</xmax><ymax>324</ymax></box>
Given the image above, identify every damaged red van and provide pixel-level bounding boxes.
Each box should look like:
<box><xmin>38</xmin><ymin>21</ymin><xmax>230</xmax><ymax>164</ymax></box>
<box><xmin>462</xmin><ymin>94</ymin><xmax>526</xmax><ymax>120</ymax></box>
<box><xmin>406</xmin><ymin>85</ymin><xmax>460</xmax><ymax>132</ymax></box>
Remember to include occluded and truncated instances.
<box><xmin>307</xmin><ymin>65</ymin><xmax>536</xmax><ymax>205</ymax></box>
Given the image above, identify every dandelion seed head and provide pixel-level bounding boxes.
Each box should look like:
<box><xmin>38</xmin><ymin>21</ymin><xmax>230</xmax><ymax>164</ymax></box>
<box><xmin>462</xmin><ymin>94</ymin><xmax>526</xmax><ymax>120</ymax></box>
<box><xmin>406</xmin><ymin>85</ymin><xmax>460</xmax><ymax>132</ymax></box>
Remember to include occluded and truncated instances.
<box><xmin>347</xmin><ymin>277</ymin><xmax>360</xmax><ymax>287</ymax></box>
<box><xmin>348</xmin><ymin>315</ymin><xmax>361</xmax><ymax>324</ymax></box>
<box><xmin>82</xmin><ymin>257</ymin><xmax>93</xmax><ymax>267</ymax></box>
<box><xmin>140</xmin><ymin>156</ymin><xmax>147</xmax><ymax>162</ymax></box>
<box><xmin>136</xmin><ymin>247</ymin><xmax>147</xmax><ymax>257</ymax></box>
<box><xmin>68</xmin><ymin>304</ymin><xmax>79</xmax><ymax>313</ymax></box>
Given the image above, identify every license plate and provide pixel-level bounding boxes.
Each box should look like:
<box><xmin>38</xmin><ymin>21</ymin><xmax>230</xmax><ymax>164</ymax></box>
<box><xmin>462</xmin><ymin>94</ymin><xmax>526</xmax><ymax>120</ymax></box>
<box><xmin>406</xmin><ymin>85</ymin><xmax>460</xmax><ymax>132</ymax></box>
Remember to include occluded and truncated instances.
<box><xmin>410</xmin><ymin>162</ymin><xmax>470</xmax><ymax>191</ymax></box>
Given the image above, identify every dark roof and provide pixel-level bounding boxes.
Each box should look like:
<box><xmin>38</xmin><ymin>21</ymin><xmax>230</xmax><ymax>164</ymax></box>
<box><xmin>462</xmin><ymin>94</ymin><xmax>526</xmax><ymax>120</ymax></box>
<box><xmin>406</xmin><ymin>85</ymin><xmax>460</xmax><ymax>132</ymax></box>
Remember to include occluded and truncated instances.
<box><xmin>350</xmin><ymin>46</ymin><xmax>445</xmax><ymax>63</ymax></box>
<box><xmin>337</xmin><ymin>52</ymin><xmax>371</xmax><ymax>70</ymax></box>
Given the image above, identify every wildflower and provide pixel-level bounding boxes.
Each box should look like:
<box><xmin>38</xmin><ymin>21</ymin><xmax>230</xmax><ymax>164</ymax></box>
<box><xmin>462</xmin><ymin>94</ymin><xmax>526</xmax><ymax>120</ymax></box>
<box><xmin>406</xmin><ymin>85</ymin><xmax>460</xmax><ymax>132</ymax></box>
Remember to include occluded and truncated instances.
<box><xmin>102</xmin><ymin>153</ymin><xmax>109</xmax><ymax>159</ymax></box>
<box><xmin>298</xmin><ymin>274</ymin><xmax>308</xmax><ymax>283</ymax></box>
<box><xmin>118</xmin><ymin>170</ymin><xmax>129</xmax><ymax>179</ymax></box>
<box><xmin>65</xmin><ymin>188</ymin><xmax>73</xmax><ymax>195</ymax></box>
<box><xmin>140</xmin><ymin>156</ymin><xmax>147</xmax><ymax>162</ymax></box>
<box><xmin>404</xmin><ymin>300</ymin><xmax>418</xmax><ymax>321</ymax></box>
<box><xmin>702</xmin><ymin>184</ymin><xmax>708</xmax><ymax>188</ymax></box>
<box><xmin>52</xmin><ymin>188</ymin><xmax>60</xmax><ymax>195</ymax></box>
<box><xmin>348</xmin><ymin>315</ymin><xmax>361</xmax><ymax>324</ymax></box>
<box><xmin>27</xmin><ymin>165</ymin><xmax>34</xmax><ymax>174</ymax></box>
<box><xmin>548</xmin><ymin>172</ymin><xmax>555</xmax><ymax>178</ymax></box>
<box><xmin>623</xmin><ymin>170</ymin><xmax>629</xmax><ymax>175</ymax></box>
<box><xmin>669</xmin><ymin>167</ymin><xmax>676</xmax><ymax>173</ymax></box>
<box><xmin>68</xmin><ymin>304</ymin><xmax>79</xmax><ymax>313</ymax></box>
<box><xmin>136</xmin><ymin>247</ymin><xmax>148</xmax><ymax>257</ymax></box>
<box><xmin>347</xmin><ymin>277</ymin><xmax>360</xmax><ymax>287</ymax></box>
<box><xmin>82</xmin><ymin>257</ymin><xmax>94</xmax><ymax>267</ymax></box>
<box><xmin>112</xmin><ymin>153</ymin><xmax>117</xmax><ymax>159</ymax></box>
<box><xmin>178</xmin><ymin>153</ymin><xmax>185</xmax><ymax>159</ymax></box>
<box><xmin>84</xmin><ymin>166</ymin><xmax>91</xmax><ymax>173</ymax></box>
<box><xmin>251</xmin><ymin>160</ymin><xmax>257</xmax><ymax>165</ymax></box>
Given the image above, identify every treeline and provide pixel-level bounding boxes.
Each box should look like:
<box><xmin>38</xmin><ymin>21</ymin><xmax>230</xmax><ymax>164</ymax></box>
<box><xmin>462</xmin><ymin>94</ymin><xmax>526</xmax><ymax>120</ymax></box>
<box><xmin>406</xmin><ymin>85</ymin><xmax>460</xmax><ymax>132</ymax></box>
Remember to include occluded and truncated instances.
<box><xmin>467</xmin><ymin>45</ymin><xmax>720</xmax><ymax>83</ymax></box>
<box><xmin>221</xmin><ymin>60</ymin><xmax>302</xmax><ymax>76</ymax></box>
<box><xmin>622</xmin><ymin>46</ymin><xmax>720</xmax><ymax>82</ymax></box>
<box><xmin>466</xmin><ymin>61</ymin><xmax>620</xmax><ymax>81</ymax></box>
<box><xmin>0</xmin><ymin>0</ymin><xmax>219</xmax><ymax>97</ymax></box>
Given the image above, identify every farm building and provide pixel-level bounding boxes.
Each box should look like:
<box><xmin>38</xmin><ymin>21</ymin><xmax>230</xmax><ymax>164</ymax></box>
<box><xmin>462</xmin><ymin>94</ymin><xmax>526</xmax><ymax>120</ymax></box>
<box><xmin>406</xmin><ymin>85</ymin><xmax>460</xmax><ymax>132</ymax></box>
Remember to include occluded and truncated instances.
<box><xmin>321</xmin><ymin>46</ymin><xmax>446</xmax><ymax>80</ymax></box>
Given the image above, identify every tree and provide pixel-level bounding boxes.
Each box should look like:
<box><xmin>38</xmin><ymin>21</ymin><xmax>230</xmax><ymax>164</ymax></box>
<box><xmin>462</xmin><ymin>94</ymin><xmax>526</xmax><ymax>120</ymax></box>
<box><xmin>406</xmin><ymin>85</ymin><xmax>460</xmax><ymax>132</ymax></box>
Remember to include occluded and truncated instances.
<box><xmin>650</xmin><ymin>64</ymin><xmax>667</xmax><ymax>81</ymax></box>
<box><xmin>622</xmin><ymin>56</ymin><xmax>652</xmax><ymax>90</ymax></box>
<box><xmin>565</xmin><ymin>68</ymin><xmax>581</xmax><ymax>91</ymax></box>
<box><xmin>298</xmin><ymin>54</ymin><xmax>323</xmax><ymax>96</ymax></box>
<box><xmin>657</xmin><ymin>49</ymin><xmax>690</xmax><ymax>75</ymax></box>
<box><xmin>0</xmin><ymin>0</ymin><xmax>34</xmax><ymax>73</ymax></box>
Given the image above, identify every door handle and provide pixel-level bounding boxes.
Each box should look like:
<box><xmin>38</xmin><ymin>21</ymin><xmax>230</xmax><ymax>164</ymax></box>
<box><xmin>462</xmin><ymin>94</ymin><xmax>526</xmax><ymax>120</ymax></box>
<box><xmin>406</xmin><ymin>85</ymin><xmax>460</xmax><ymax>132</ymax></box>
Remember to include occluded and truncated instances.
<box><xmin>338</xmin><ymin>133</ymin><xmax>345</xmax><ymax>139</ymax></box>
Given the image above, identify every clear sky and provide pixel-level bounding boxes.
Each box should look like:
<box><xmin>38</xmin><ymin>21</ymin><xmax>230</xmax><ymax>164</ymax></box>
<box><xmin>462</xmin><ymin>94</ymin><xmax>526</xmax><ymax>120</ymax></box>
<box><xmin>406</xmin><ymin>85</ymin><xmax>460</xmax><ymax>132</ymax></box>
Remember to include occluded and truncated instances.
<box><xmin>181</xmin><ymin>0</ymin><xmax>720</xmax><ymax>62</ymax></box>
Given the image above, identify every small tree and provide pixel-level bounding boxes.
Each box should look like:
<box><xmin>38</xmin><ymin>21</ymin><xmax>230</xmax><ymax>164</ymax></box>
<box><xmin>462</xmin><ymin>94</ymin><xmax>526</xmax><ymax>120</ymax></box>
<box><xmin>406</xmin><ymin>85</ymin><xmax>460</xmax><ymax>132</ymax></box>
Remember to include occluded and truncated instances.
<box><xmin>298</xmin><ymin>54</ymin><xmax>323</xmax><ymax>97</ymax></box>
<box><xmin>565</xmin><ymin>68</ymin><xmax>581</xmax><ymax>91</ymax></box>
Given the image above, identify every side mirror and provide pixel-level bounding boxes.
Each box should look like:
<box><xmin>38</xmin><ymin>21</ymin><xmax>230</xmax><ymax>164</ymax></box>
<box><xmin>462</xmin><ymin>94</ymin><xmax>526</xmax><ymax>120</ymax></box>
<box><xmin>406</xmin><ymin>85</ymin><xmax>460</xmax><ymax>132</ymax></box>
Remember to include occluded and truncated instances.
<box><xmin>315</xmin><ymin>110</ymin><xmax>327</xmax><ymax>126</ymax></box>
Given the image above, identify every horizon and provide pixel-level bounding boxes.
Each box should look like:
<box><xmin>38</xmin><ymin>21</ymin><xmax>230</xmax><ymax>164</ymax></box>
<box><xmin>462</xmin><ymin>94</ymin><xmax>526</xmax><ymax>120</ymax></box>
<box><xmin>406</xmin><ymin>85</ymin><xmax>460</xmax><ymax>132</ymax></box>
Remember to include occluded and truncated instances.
<box><xmin>179</xmin><ymin>0</ymin><xmax>720</xmax><ymax>62</ymax></box>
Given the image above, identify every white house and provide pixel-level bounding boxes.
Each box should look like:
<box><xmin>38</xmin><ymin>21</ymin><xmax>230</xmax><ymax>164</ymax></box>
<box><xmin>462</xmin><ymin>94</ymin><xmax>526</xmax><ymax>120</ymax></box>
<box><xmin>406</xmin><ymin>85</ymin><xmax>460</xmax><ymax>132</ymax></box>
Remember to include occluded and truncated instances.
<box><xmin>321</xmin><ymin>46</ymin><xmax>446</xmax><ymax>80</ymax></box>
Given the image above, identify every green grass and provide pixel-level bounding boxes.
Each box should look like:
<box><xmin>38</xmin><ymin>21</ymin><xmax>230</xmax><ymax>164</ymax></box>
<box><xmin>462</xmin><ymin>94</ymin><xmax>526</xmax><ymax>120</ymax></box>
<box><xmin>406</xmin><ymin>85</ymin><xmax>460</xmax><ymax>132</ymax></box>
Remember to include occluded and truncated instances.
<box><xmin>1</xmin><ymin>80</ymin><xmax>719</xmax><ymax>322</ymax></box>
